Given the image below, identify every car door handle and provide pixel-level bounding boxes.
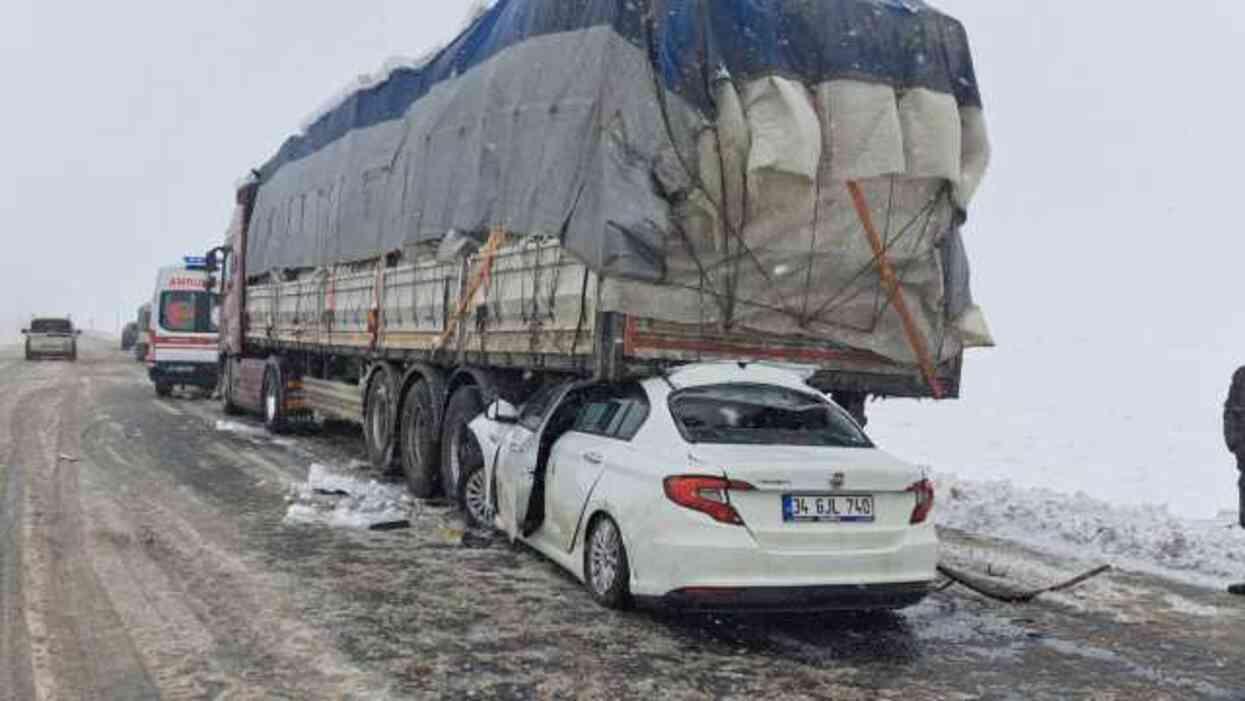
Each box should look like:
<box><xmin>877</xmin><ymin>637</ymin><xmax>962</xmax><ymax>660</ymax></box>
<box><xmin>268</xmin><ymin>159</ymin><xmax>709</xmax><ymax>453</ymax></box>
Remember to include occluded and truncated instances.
<box><xmin>583</xmin><ymin>452</ymin><xmax>603</xmax><ymax>465</ymax></box>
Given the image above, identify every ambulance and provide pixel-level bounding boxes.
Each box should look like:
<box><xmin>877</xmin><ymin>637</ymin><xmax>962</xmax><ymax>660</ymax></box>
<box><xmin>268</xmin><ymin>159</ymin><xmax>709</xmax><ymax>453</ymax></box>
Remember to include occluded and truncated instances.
<box><xmin>148</xmin><ymin>258</ymin><xmax>220</xmax><ymax>397</ymax></box>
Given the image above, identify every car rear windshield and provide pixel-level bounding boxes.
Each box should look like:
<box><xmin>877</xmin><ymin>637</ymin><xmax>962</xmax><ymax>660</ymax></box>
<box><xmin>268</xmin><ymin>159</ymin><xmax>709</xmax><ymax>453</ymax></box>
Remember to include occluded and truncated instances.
<box><xmin>669</xmin><ymin>384</ymin><xmax>873</xmax><ymax>448</ymax></box>
<box><xmin>30</xmin><ymin>319</ymin><xmax>73</xmax><ymax>334</ymax></box>
<box><xmin>160</xmin><ymin>291</ymin><xmax>218</xmax><ymax>334</ymax></box>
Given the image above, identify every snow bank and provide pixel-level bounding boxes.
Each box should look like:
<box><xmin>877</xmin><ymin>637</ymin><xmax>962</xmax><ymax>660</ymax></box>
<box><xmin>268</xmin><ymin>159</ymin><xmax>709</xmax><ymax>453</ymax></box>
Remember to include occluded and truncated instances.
<box><xmin>937</xmin><ymin>474</ymin><xmax>1245</xmax><ymax>588</ymax></box>
<box><xmin>285</xmin><ymin>463</ymin><xmax>413</xmax><ymax>530</ymax></box>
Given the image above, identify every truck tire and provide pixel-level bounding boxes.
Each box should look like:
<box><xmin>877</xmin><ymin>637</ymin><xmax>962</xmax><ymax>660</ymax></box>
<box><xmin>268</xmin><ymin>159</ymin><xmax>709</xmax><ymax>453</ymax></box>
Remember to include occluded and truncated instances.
<box><xmin>262</xmin><ymin>366</ymin><xmax>288</xmax><ymax>434</ymax></box>
<box><xmin>441</xmin><ymin>385</ymin><xmax>485</xmax><ymax>504</ymax></box>
<box><xmin>221</xmin><ymin>360</ymin><xmax>242</xmax><ymax>416</ymax></box>
<box><xmin>363</xmin><ymin>366</ymin><xmax>398</xmax><ymax>474</ymax></box>
<box><xmin>155</xmin><ymin>382</ymin><xmax>173</xmax><ymax>398</ymax></box>
<box><xmin>399</xmin><ymin>380</ymin><xmax>440</xmax><ymax>498</ymax></box>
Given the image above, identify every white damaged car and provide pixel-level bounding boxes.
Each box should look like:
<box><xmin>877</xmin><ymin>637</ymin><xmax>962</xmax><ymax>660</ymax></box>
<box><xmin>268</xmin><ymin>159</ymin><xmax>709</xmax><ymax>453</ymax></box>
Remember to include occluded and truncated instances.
<box><xmin>462</xmin><ymin>363</ymin><xmax>938</xmax><ymax>612</ymax></box>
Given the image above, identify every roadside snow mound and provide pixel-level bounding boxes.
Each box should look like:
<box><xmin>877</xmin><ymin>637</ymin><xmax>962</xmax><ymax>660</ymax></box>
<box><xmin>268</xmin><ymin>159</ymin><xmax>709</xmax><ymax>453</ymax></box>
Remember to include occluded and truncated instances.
<box><xmin>285</xmin><ymin>463</ymin><xmax>412</xmax><ymax>530</ymax></box>
<box><xmin>939</xmin><ymin>475</ymin><xmax>1245</xmax><ymax>587</ymax></box>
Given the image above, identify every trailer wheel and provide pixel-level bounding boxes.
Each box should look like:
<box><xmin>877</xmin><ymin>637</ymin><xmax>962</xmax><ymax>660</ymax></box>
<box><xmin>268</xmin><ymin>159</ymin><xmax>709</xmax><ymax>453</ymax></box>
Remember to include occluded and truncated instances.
<box><xmin>262</xmin><ymin>366</ymin><xmax>287</xmax><ymax>434</ymax></box>
<box><xmin>364</xmin><ymin>367</ymin><xmax>398</xmax><ymax>473</ymax></box>
<box><xmin>398</xmin><ymin>380</ymin><xmax>441</xmax><ymax>498</ymax></box>
<box><xmin>441</xmin><ymin>385</ymin><xmax>486</xmax><ymax>504</ymax></box>
<box><xmin>221</xmin><ymin>360</ymin><xmax>242</xmax><ymax>416</ymax></box>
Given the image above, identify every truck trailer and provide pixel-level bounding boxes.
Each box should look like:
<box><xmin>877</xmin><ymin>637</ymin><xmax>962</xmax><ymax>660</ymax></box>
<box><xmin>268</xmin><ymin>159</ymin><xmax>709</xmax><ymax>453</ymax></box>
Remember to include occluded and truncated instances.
<box><xmin>211</xmin><ymin>0</ymin><xmax>992</xmax><ymax>509</ymax></box>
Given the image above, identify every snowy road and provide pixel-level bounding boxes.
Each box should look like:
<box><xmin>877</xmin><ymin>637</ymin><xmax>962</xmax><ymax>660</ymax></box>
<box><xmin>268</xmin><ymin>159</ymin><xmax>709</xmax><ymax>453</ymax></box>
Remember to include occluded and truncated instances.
<box><xmin>1</xmin><ymin>339</ymin><xmax>1243</xmax><ymax>700</ymax></box>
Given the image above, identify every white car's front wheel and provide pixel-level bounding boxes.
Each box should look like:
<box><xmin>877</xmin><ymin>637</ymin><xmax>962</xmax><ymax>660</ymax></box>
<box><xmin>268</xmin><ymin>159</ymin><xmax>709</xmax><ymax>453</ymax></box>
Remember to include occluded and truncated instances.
<box><xmin>584</xmin><ymin>516</ymin><xmax>631</xmax><ymax>610</ymax></box>
<box><xmin>456</xmin><ymin>434</ymin><xmax>494</xmax><ymax>530</ymax></box>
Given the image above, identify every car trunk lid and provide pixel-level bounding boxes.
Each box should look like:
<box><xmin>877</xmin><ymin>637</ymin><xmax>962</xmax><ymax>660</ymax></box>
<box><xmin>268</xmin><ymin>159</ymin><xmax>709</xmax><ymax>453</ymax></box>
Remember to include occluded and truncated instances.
<box><xmin>687</xmin><ymin>444</ymin><xmax>923</xmax><ymax>552</ymax></box>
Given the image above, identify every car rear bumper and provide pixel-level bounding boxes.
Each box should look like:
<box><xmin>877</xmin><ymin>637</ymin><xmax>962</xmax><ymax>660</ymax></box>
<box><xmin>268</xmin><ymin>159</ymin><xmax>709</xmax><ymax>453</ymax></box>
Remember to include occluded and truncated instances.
<box><xmin>626</xmin><ymin>507</ymin><xmax>939</xmax><ymax>610</ymax></box>
<box><xmin>636</xmin><ymin>581</ymin><xmax>932</xmax><ymax>613</ymax></box>
<box><xmin>149</xmin><ymin>362</ymin><xmax>218</xmax><ymax>388</ymax></box>
<box><xmin>28</xmin><ymin>347</ymin><xmax>75</xmax><ymax>357</ymax></box>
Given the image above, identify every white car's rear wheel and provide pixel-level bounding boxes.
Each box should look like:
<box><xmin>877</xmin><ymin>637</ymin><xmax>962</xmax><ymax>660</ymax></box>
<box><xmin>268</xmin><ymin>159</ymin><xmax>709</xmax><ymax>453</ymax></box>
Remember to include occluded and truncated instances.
<box><xmin>584</xmin><ymin>516</ymin><xmax>631</xmax><ymax>610</ymax></box>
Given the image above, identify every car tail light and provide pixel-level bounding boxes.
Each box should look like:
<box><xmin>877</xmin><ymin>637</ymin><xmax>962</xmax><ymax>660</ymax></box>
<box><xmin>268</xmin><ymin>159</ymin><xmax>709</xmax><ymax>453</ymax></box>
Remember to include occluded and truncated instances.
<box><xmin>908</xmin><ymin>479</ymin><xmax>935</xmax><ymax>524</ymax></box>
<box><xmin>663</xmin><ymin>476</ymin><xmax>754</xmax><ymax>525</ymax></box>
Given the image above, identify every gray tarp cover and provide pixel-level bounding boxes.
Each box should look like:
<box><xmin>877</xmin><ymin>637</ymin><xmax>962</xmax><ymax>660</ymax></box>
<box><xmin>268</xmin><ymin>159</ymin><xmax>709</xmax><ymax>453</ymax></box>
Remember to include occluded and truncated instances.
<box><xmin>246</xmin><ymin>0</ymin><xmax>991</xmax><ymax>365</ymax></box>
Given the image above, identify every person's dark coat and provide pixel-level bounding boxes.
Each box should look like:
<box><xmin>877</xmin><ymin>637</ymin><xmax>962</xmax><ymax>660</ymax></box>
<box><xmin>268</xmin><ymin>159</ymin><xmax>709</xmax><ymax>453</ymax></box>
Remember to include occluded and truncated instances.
<box><xmin>1224</xmin><ymin>367</ymin><xmax>1245</xmax><ymax>456</ymax></box>
<box><xmin>1227</xmin><ymin>367</ymin><xmax>1245</xmax><ymax>529</ymax></box>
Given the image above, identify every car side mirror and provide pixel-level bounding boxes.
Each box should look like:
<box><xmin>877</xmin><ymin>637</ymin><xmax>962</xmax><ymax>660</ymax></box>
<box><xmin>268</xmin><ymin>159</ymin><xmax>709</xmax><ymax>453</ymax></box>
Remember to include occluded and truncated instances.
<box><xmin>76</xmin><ymin>330</ymin><xmax>83</xmax><ymax>336</ymax></box>
<box><xmin>20</xmin><ymin>329</ymin><xmax>28</xmax><ymax>335</ymax></box>
<box><xmin>486</xmin><ymin>399</ymin><xmax>520</xmax><ymax>425</ymax></box>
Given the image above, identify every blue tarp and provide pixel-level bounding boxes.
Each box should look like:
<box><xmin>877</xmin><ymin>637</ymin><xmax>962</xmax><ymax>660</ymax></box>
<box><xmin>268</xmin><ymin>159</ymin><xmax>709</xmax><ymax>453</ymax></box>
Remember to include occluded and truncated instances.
<box><xmin>257</xmin><ymin>0</ymin><xmax>981</xmax><ymax>183</ymax></box>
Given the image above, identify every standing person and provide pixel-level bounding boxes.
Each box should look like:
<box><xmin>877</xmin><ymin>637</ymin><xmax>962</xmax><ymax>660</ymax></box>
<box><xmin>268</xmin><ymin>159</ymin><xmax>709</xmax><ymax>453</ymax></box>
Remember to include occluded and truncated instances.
<box><xmin>1224</xmin><ymin>367</ymin><xmax>1245</xmax><ymax>596</ymax></box>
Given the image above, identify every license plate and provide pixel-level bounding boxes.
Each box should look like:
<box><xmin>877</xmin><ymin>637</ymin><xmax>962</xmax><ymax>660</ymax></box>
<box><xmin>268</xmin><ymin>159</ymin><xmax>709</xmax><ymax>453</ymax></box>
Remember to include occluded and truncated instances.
<box><xmin>168</xmin><ymin>365</ymin><xmax>196</xmax><ymax>374</ymax></box>
<box><xmin>783</xmin><ymin>494</ymin><xmax>875</xmax><ymax>523</ymax></box>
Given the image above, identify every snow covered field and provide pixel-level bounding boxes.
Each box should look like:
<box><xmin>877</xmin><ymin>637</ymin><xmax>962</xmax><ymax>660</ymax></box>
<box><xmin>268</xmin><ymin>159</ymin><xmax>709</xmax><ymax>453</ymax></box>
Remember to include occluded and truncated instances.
<box><xmin>869</xmin><ymin>332</ymin><xmax>1245</xmax><ymax>588</ymax></box>
<box><xmin>871</xmin><ymin>337</ymin><xmax>1242</xmax><ymax>519</ymax></box>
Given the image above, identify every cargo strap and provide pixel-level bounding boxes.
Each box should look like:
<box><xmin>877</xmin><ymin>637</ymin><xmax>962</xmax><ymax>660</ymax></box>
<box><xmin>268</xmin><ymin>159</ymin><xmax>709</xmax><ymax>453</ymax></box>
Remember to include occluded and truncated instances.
<box><xmin>436</xmin><ymin>228</ymin><xmax>508</xmax><ymax>351</ymax></box>
<box><xmin>846</xmin><ymin>182</ymin><xmax>944</xmax><ymax>399</ymax></box>
<box><xmin>368</xmin><ymin>262</ymin><xmax>387</xmax><ymax>351</ymax></box>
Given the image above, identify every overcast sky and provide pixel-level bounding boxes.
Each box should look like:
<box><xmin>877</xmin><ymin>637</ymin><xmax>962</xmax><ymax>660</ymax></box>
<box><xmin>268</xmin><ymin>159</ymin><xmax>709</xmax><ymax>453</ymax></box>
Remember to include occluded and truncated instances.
<box><xmin>2</xmin><ymin>1</ymin><xmax>1244</xmax><ymax>507</ymax></box>
<box><xmin>0</xmin><ymin>0</ymin><xmax>474</xmax><ymax>333</ymax></box>
<box><xmin>2</xmin><ymin>0</ymin><xmax>1241</xmax><ymax>339</ymax></box>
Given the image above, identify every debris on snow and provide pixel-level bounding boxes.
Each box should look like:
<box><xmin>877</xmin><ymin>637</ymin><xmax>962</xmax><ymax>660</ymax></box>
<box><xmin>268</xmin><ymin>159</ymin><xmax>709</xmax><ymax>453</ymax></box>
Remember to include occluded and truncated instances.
<box><xmin>1161</xmin><ymin>594</ymin><xmax>1221</xmax><ymax>618</ymax></box>
<box><xmin>936</xmin><ymin>562</ymin><xmax>1111</xmax><ymax>604</ymax></box>
<box><xmin>215</xmin><ymin>420</ymin><xmax>270</xmax><ymax>437</ymax></box>
<box><xmin>285</xmin><ymin>463</ymin><xmax>413</xmax><ymax>530</ymax></box>
<box><xmin>368</xmin><ymin>520</ymin><xmax>411</xmax><ymax>532</ymax></box>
